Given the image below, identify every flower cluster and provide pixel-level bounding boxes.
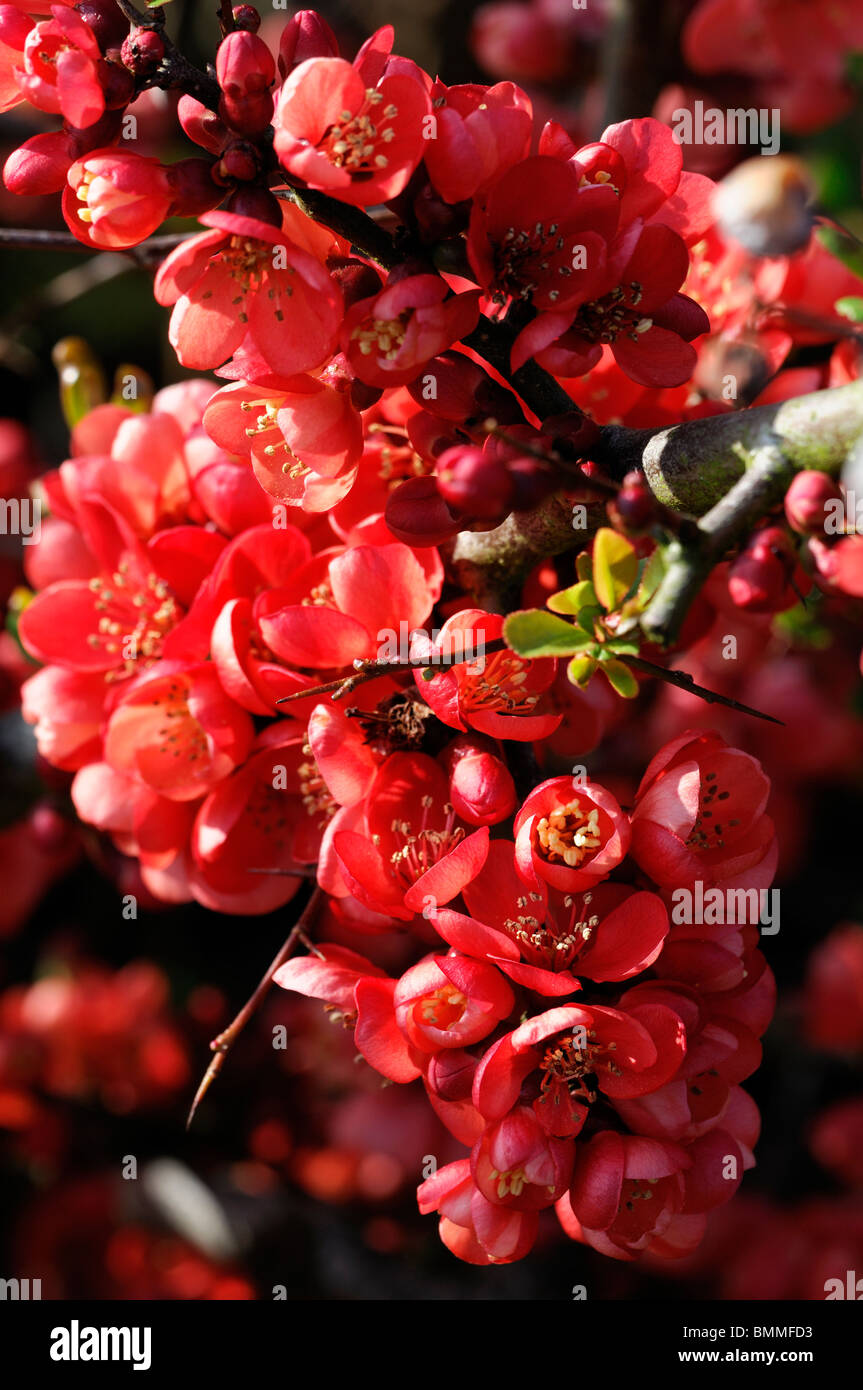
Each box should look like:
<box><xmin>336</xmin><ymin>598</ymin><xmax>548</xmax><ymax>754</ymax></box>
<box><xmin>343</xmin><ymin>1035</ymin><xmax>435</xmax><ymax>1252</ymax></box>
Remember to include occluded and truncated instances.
<box><xmin>12</xmin><ymin>2</ymin><xmax>863</xmax><ymax>1281</ymax></box>
<box><xmin>276</xmin><ymin>729</ymin><xmax>775</xmax><ymax>1264</ymax></box>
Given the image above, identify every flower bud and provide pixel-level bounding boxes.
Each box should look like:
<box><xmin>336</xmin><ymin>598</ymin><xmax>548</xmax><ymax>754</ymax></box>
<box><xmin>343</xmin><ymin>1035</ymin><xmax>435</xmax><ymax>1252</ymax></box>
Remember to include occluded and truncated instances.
<box><xmin>217</xmin><ymin>30</ymin><xmax>275</xmax><ymax>134</ymax></box>
<box><xmin>437</xmin><ymin>445</ymin><xmax>514</xmax><ymax>520</ymax></box>
<box><xmin>425</xmin><ymin>1049</ymin><xmax>477</xmax><ymax>1102</ymax></box>
<box><xmin>384</xmin><ymin>475</ymin><xmax>469</xmax><ymax>546</ymax></box>
<box><xmin>728</xmin><ymin>525</ymin><xmax>796</xmax><ymax>612</ymax></box>
<box><xmin>120</xmin><ymin>26</ymin><xmax>165</xmax><ymax>75</ymax></box>
<box><xmin>97</xmin><ymin>57</ymin><xmax>136</xmax><ymax>109</ymax></box>
<box><xmin>74</xmin><ymin>0</ymin><xmax>129</xmax><ymax>51</ymax></box>
<box><xmin>326</xmin><ymin>255</ymin><xmax>385</xmax><ymax>309</ymax></box>
<box><xmin>178</xmin><ymin>94</ymin><xmax>228</xmax><ymax>155</ymax></box>
<box><xmin>63</xmin><ymin>149</ymin><xmax>174</xmax><ymax>249</ymax></box>
<box><xmin>232</xmin><ymin>4</ymin><xmax>261</xmax><ymax>33</ymax></box>
<box><xmin>407</xmin><ymin>350</ymin><xmax>523</xmax><ymax>426</ymax></box>
<box><xmin>608</xmin><ymin>470</ymin><xmax>656</xmax><ymax>533</ymax></box>
<box><xmin>3</xmin><ymin>132</ymin><xmax>70</xmax><ymax>196</ymax></box>
<box><xmin>445</xmin><ymin>737</ymin><xmax>516</xmax><ymax>826</ymax></box>
<box><xmin>214</xmin><ymin>139</ymin><xmax>262</xmax><ymax>184</ymax></box>
<box><xmin>169</xmin><ymin>157</ymin><xmax>221</xmax><ymax>217</ymax></box>
<box><xmin>223</xmin><ymin>184</ymin><xmax>282</xmax><ymax>225</ymax></box>
<box><xmin>784</xmin><ymin>470</ymin><xmax>843</xmax><ymax>535</ymax></box>
<box><xmin>278</xmin><ymin>9</ymin><xmax>339</xmax><ymax>80</ymax></box>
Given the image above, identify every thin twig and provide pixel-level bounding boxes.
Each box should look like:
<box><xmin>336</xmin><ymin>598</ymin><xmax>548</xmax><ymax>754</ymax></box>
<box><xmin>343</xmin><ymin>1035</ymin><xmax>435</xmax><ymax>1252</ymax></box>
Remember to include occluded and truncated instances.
<box><xmin>185</xmin><ymin>885</ymin><xmax>322</xmax><ymax>1131</ymax></box>
<box><xmin>275</xmin><ymin>639</ymin><xmax>510</xmax><ymax>706</ymax></box>
<box><xmin>0</xmin><ymin>228</ymin><xmax>193</xmax><ymax>268</ymax></box>
<box><xmin>218</xmin><ymin>0</ymin><xmax>235</xmax><ymax>38</ymax></box>
<box><xmin>627</xmin><ymin>655</ymin><xmax>784</xmax><ymax>725</ymax></box>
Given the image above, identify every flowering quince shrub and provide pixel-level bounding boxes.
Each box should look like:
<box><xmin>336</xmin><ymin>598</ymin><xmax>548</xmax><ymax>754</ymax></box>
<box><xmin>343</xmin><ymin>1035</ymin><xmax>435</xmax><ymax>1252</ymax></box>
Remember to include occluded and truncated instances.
<box><xmin>3</xmin><ymin>0</ymin><xmax>863</xmax><ymax>1279</ymax></box>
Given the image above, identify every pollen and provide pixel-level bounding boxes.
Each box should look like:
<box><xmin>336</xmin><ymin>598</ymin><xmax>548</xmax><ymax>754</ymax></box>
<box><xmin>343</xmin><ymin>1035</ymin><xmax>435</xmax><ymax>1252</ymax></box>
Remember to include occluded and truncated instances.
<box><xmin>535</xmin><ymin>798</ymin><xmax>602</xmax><ymax>868</ymax></box>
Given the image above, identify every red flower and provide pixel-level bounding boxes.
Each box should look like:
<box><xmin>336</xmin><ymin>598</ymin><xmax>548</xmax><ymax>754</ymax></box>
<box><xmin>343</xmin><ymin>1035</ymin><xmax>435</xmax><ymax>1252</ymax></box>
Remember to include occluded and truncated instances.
<box><xmin>17</xmin><ymin>500</ymin><xmax>204</xmax><ymax>682</ymax></box>
<box><xmin>514</xmin><ymin>776</ymin><xmax>630</xmax><ymax>893</ymax></box>
<box><xmin>630</xmin><ymin>730</ymin><xmax>777</xmax><ymax>891</ymax></box>
<box><xmin>472</xmin><ymin>1106</ymin><xmax>573</xmax><ymax>1211</ymax></box>
<box><xmin>467</xmin><ymin>155</ymin><xmax>618</xmax><ymax>315</ymax></box>
<box><xmin>423</xmin><ymin>79</ymin><xmax>532</xmax><ymax>206</ymax></box>
<box><xmin>62</xmin><ymin>149</ymin><xmax>174</xmax><ymax>250</ymax></box>
<box><xmin>517</xmin><ymin>222</ymin><xmax>709</xmax><ymax>386</ymax></box>
<box><xmin>5</xmin><ymin>5</ymin><xmax>105</xmax><ymax>128</ymax></box>
<box><xmin>418</xmin><ymin>1158</ymin><xmax>539</xmax><ymax>1264</ymax></box>
<box><xmin>342</xmin><ymin>275</ymin><xmax>480</xmax><ymax>389</ymax></box>
<box><xmin>188</xmin><ymin>722</ymin><xmax>316</xmax><ymax>914</ymax></box>
<box><xmin>154</xmin><ymin>211</ymin><xmax>342</xmax><ymax>377</ymax></box>
<box><xmin>102</xmin><ymin>661</ymin><xmax>253</xmax><ymax>802</ymax></box>
<box><xmin>437</xmin><ymin>839</ymin><xmax>669</xmax><ymax>990</ymax></box>
<box><xmin>414</xmin><ymin>610</ymin><xmax>561</xmax><ymax>742</ymax></box>
<box><xmin>393</xmin><ymin>953</ymin><xmax>514</xmax><ymax>1054</ymax></box>
<box><xmin>203</xmin><ymin>373</ymin><xmax>362</xmax><ymax>510</ymax></box>
<box><xmin>251</xmin><ymin>539</ymin><xmax>440</xmax><ymax>672</ymax></box>
<box><xmin>559</xmin><ymin>1129</ymin><xmax>691</xmax><ymax>1259</ymax></box>
<box><xmin>334</xmin><ymin>752</ymin><xmax>490</xmax><ymax>921</ymax></box>
<box><xmin>473</xmin><ymin>1001</ymin><xmax>686</xmax><ymax>1137</ymax></box>
<box><xmin>272</xmin><ymin>27</ymin><xmax>431</xmax><ymax>206</ymax></box>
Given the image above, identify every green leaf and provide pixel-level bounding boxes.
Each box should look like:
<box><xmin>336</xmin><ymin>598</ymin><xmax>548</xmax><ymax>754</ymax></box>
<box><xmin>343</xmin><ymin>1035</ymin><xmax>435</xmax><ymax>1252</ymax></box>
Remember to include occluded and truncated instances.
<box><xmin>575</xmin><ymin>552</ymin><xmax>593</xmax><ymax>583</ymax></box>
<box><xmin>567</xmin><ymin>655</ymin><xmax>597</xmax><ymax>687</ymax></box>
<box><xmin>503</xmin><ymin>610</ymin><xmax>592</xmax><ymax>659</ymax></box>
<box><xmin>636</xmin><ymin>547</ymin><xmax>667</xmax><ymax>605</ymax></box>
<box><xmin>603</xmin><ymin>638</ymin><xmax>641</xmax><ymax>657</ymax></box>
<box><xmin>548</xmin><ymin>579</ymin><xmax>596</xmax><ymax>615</ymax></box>
<box><xmin>601</xmin><ymin>658</ymin><xmax>639</xmax><ymax>698</ymax></box>
<box><xmin>592</xmin><ymin>527</ymin><xmax>639</xmax><ymax>612</ymax></box>
<box><xmin>835</xmin><ymin>296</ymin><xmax>863</xmax><ymax>323</ymax></box>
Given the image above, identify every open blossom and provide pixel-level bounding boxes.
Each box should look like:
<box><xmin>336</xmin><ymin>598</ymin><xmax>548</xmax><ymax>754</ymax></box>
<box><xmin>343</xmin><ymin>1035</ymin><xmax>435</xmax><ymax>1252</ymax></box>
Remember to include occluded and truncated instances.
<box><xmin>154</xmin><ymin>211</ymin><xmax>343</xmax><ymax>377</ymax></box>
<box><xmin>272</xmin><ymin>26</ymin><xmax>431</xmax><ymax>205</ymax></box>
<box><xmin>203</xmin><ymin>372</ymin><xmax>363</xmax><ymax>510</ymax></box>
<box><xmin>513</xmin><ymin>777</ymin><xmax>631</xmax><ymax>892</ymax></box>
<box><xmin>101</xmin><ymin>661</ymin><xmax>253</xmax><ymax>803</ymax></box>
<box><xmin>413</xmin><ymin>611</ymin><xmax>561</xmax><ymax>742</ymax></box>
<box><xmin>0</xmin><ymin>3</ymin><xmax>108</xmax><ymax>128</ymax></box>
<box><xmin>418</xmin><ymin>1158</ymin><xmax>539</xmax><ymax>1264</ymax></box>
<box><xmin>342</xmin><ymin>275</ymin><xmax>481</xmax><ymax>388</ymax></box>
<box><xmin>333</xmin><ymin>751</ymin><xmax>490</xmax><ymax>921</ymax></box>
<box><xmin>630</xmin><ymin>730</ymin><xmax>777</xmax><ymax>892</ymax></box>
<box><xmin>473</xmin><ymin>1002</ymin><xmax>687</xmax><ymax>1138</ymax></box>
<box><xmin>422</xmin><ymin>80</ymin><xmax>532</xmax><ymax>206</ymax></box>
<box><xmin>558</xmin><ymin>1130</ymin><xmax>692</xmax><ymax>1260</ymax></box>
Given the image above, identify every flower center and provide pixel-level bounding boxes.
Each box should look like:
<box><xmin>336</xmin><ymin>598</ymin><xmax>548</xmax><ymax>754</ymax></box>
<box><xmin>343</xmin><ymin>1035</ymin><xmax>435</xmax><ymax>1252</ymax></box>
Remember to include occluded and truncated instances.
<box><xmin>487</xmin><ymin>1166</ymin><xmax>529</xmax><ymax>1200</ymax></box>
<box><xmin>351</xmin><ymin>314</ymin><xmax>408</xmax><ymax>361</ymax></box>
<box><xmin>380</xmin><ymin>796</ymin><xmax>465</xmax><ymax>887</ymax></box>
<box><xmin>685</xmin><ymin>770</ymin><xmax>741</xmax><ymax>850</ymax></box>
<box><xmin>417</xmin><ymin>984</ymin><xmax>466</xmax><ymax>1029</ymax></box>
<box><xmin>240</xmin><ymin>397</ymin><xmax>310</xmax><ymax>479</ymax></box>
<box><xmin>492</xmin><ymin>220</ymin><xmax>568</xmax><ymax>305</ymax></box>
<box><xmin>535</xmin><ymin>798</ymin><xmax>602</xmax><ymax>868</ymax></box>
<box><xmin>503</xmin><ymin>890</ymin><xmax>599</xmax><ymax>971</ymax></box>
<box><xmin>322</xmin><ymin>92</ymin><xmax>398</xmax><ymax>174</ymax></box>
<box><xmin>459</xmin><ymin>650</ymin><xmax>540</xmax><ymax>715</ymax></box>
<box><xmin>86</xmin><ymin>566</ymin><xmax>181</xmax><ymax>680</ymax></box>
<box><xmin>297</xmin><ymin>741</ymin><xmax>337</xmax><ymax>826</ymax></box>
<box><xmin>540</xmin><ymin>1029</ymin><xmax>621</xmax><ymax>1104</ymax></box>
<box><xmin>573</xmin><ymin>282</ymin><xmax>652</xmax><ymax>345</ymax></box>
